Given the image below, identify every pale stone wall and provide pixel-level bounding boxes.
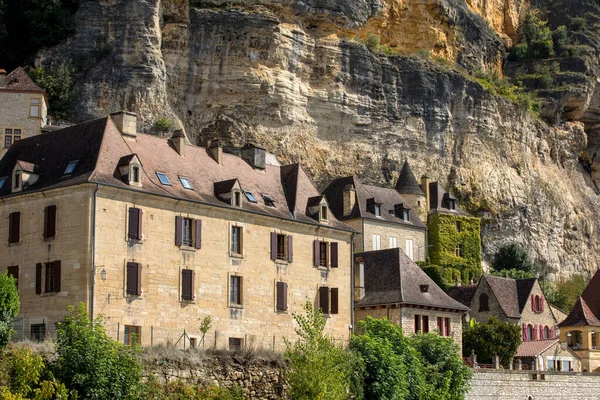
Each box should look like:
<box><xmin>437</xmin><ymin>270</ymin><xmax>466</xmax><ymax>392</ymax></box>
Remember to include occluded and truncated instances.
<box><xmin>94</xmin><ymin>186</ymin><xmax>353</xmax><ymax>351</ymax></box>
<box><xmin>560</xmin><ymin>326</ymin><xmax>600</xmax><ymax>372</ymax></box>
<box><xmin>0</xmin><ymin>91</ymin><xmax>47</xmax><ymax>158</ymax></box>
<box><xmin>467</xmin><ymin>278</ymin><xmax>509</xmax><ymax>323</ymax></box>
<box><xmin>539</xmin><ymin>343</ymin><xmax>582</xmax><ymax>372</ymax></box>
<box><xmin>0</xmin><ymin>185</ymin><xmax>93</xmax><ymax>338</ymax></box>
<box><xmin>359</xmin><ymin>218</ymin><xmax>426</xmax><ymax>261</ymax></box>
<box><xmin>519</xmin><ymin>280</ymin><xmax>558</xmax><ymax>335</ymax></box>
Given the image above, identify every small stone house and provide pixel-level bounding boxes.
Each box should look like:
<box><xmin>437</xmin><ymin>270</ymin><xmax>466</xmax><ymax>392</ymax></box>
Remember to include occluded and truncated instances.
<box><xmin>354</xmin><ymin>248</ymin><xmax>469</xmax><ymax>348</ymax></box>
<box><xmin>514</xmin><ymin>339</ymin><xmax>581</xmax><ymax>372</ymax></box>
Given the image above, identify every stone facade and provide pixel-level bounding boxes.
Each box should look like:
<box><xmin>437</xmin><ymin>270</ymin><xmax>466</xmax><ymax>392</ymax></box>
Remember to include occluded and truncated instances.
<box><xmin>468</xmin><ymin>278</ymin><xmax>512</xmax><ymax>323</ymax></box>
<box><xmin>559</xmin><ymin>326</ymin><xmax>600</xmax><ymax>372</ymax></box>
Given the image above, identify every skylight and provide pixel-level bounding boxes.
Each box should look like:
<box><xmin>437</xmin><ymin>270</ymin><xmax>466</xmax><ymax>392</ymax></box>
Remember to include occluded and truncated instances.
<box><xmin>0</xmin><ymin>177</ymin><xmax>7</xmax><ymax>189</ymax></box>
<box><xmin>262</xmin><ymin>194</ymin><xmax>275</xmax><ymax>207</ymax></box>
<box><xmin>64</xmin><ymin>160</ymin><xmax>78</xmax><ymax>175</ymax></box>
<box><xmin>244</xmin><ymin>190</ymin><xmax>257</xmax><ymax>203</ymax></box>
<box><xmin>156</xmin><ymin>172</ymin><xmax>171</xmax><ymax>185</ymax></box>
<box><xmin>179</xmin><ymin>176</ymin><xmax>193</xmax><ymax>190</ymax></box>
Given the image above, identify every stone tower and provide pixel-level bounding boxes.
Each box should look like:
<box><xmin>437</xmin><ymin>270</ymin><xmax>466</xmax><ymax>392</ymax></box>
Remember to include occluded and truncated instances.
<box><xmin>395</xmin><ymin>160</ymin><xmax>427</xmax><ymax>220</ymax></box>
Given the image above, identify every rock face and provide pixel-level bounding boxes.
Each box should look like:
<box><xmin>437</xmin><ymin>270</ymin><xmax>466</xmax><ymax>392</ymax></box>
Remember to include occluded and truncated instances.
<box><xmin>37</xmin><ymin>0</ymin><xmax>600</xmax><ymax>277</ymax></box>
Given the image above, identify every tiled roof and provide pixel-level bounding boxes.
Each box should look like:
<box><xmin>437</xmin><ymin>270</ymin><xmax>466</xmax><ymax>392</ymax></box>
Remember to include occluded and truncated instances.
<box><xmin>3</xmin><ymin>67</ymin><xmax>44</xmax><ymax>92</ymax></box>
<box><xmin>558</xmin><ymin>297</ymin><xmax>600</xmax><ymax>327</ymax></box>
<box><xmin>0</xmin><ymin>116</ymin><xmax>353</xmax><ymax>232</ymax></box>
<box><xmin>395</xmin><ymin>160</ymin><xmax>425</xmax><ymax>196</ymax></box>
<box><xmin>428</xmin><ymin>182</ymin><xmax>470</xmax><ymax>216</ymax></box>
<box><xmin>484</xmin><ymin>275</ymin><xmax>521</xmax><ymax>319</ymax></box>
<box><xmin>447</xmin><ymin>285</ymin><xmax>478</xmax><ymax>307</ymax></box>
<box><xmin>515</xmin><ymin>339</ymin><xmax>559</xmax><ymax>357</ymax></box>
<box><xmin>355</xmin><ymin>248</ymin><xmax>469</xmax><ymax>311</ymax></box>
<box><xmin>322</xmin><ymin>176</ymin><xmax>426</xmax><ymax>229</ymax></box>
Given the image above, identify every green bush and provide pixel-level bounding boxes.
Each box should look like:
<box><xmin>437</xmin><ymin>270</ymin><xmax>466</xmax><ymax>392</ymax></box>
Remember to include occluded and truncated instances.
<box><xmin>489</xmin><ymin>268</ymin><xmax>534</xmax><ymax>279</ymax></box>
<box><xmin>491</xmin><ymin>242</ymin><xmax>533</xmax><ymax>274</ymax></box>
<box><xmin>421</xmin><ymin>264</ymin><xmax>461</xmax><ymax>291</ymax></box>
<box><xmin>0</xmin><ymin>271</ymin><xmax>19</xmax><ymax>349</ymax></box>
<box><xmin>284</xmin><ymin>300</ymin><xmax>363</xmax><ymax>400</ymax></box>
<box><xmin>545</xmin><ymin>274</ymin><xmax>588</xmax><ymax>312</ymax></box>
<box><xmin>462</xmin><ymin>317</ymin><xmax>521</xmax><ymax>364</ymax></box>
<box><xmin>29</xmin><ymin>61</ymin><xmax>74</xmax><ymax>120</ymax></box>
<box><xmin>570</xmin><ymin>17</ymin><xmax>587</xmax><ymax>31</ymax></box>
<box><xmin>143</xmin><ymin>377</ymin><xmax>243</xmax><ymax>400</ymax></box>
<box><xmin>155</xmin><ymin>117</ymin><xmax>173</xmax><ymax>132</ymax></box>
<box><xmin>508</xmin><ymin>9</ymin><xmax>555</xmax><ymax>61</ymax></box>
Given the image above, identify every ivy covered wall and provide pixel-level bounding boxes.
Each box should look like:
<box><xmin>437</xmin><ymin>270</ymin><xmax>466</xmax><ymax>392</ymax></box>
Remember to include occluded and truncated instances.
<box><xmin>428</xmin><ymin>213</ymin><xmax>482</xmax><ymax>283</ymax></box>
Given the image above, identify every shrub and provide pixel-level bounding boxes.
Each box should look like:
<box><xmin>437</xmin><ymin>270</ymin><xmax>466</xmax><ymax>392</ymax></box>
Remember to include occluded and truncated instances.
<box><xmin>421</xmin><ymin>264</ymin><xmax>461</xmax><ymax>291</ymax></box>
<box><xmin>490</xmin><ymin>268</ymin><xmax>534</xmax><ymax>279</ymax></box>
<box><xmin>492</xmin><ymin>242</ymin><xmax>533</xmax><ymax>274</ymax></box>
<box><xmin>509</xmin><ymin>9</ymin><xmax>554</xmax><ymax>61</ymax></box>
<box><xmin>552</xmin><ymin>25</ymin><xmax>568</xmax><ymax>54</ymax></box>
<box><xmin>0</xmin><ymin>271</ymin><xmax>19</xmax><ymax>349</ymax></box>
<box><xmin>155</xmin><ymin>117</ymin><xmax>173</xmax><ymax>132</ymax></box>
<box><xmin>570</xmin><ymin>17</ymin><xmax>587</xmax><ymax>31</ymax></box>
<box><xmin>462</xmin><ymin>317</ymin><xmax>521</xmax><ymax>364</ymax></box>
<box><xmin>29</xmin><ymin>61</ymin><xmax>74</xmax><ymax>120</ymax></box>
<box><xmin>545</xmin><ymin>274</ymin><xmax>588</xmax><ymax>312</ymax></box>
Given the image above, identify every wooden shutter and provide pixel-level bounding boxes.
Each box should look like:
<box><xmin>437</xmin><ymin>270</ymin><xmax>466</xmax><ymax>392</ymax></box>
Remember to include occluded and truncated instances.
<box><xmin>44</xmin><ymin>205</ymin><xmax>57</xmax><ymax>238</ymax></box>
<box><xmin>194</xmin><ymin>219</ymin><xmax>202</xmax><ymax>249</ymax></box>
<box><xmin>287</xmin><ymin>235</ymin><xmax>293</xmax><ymax>263</ymax></box>
<box><xmin>175</xmin><ymin>216</ymin><xmax>182</xmax><ymax>246</ymax></box>
<box><xmin>541</xmin><ymin>296</ymin><xmax>544</xmax><ymax>312</ymax></box>
<box><xmin>422</xmin><ymin>315</ymin><xmax>429</xmax><ymax>332</ymax></box>
<box><xmin>7</xmin><ymin>266</ymin><xmax>18</xmax><ymax>288</ymax></box>
<box><xmin>319</xmin><ymin>286</ymin><xmax>329</xmax><ymax>314</ymax></box>
<box><xmin>444</xmin><ymin>318</ymin><xmax>450</xmax><ymax>336</ymax></box>
<box><xmin>330</xmin><ymin>288</ymin><xmax>339</xmax><ymax>314</ymax></box>
<box><xmin>9</xmin><ymin>212</ymin><xmax>20</xmax><ymax>243</ymax></box>
<box><xmin>127</xmin><ymin>262</ymin><xmax>141</xmax><ymax>295</ymax></box>
<box><xmin>539</xmin><ymin>324</ymin><xmax>545</xmax><ymax>339</ymax></box>
<box><xmin>437</xmin><ymin>317</ymin><xmax>443</xmax><ymax>334</ymax></box>
<box><xmin>533</xmin><ymin>326</ymin><xmax>538</xmax><ymax>340</ymax></box>
<box><xmin>330</xmin><ymin>242</ymin><xmax>338</xmax><ymax>268</ymax></box>
<box><xmin>270</xmin><ymin>232</ymin><xmax>277</xmax><ymax>260</ymax></box>
<box><xmin>182</xmin><ymin>269</ymin><xmax>193</xmax><ymax>300</ymax></box>
<box><xmin>522</xmin><ymin>323</ymin><xmax>527</xmax><ymax>340</ymax></box>
<box><xmin>128</xmin><ymin>207</ymin><xmax>138</xmax><ymax>239</ymax></box>
<box><xmin>276</xmin><ymin>282</ymin><xmax>287</xmax><ymax>311</ymax></box>
<box><xmin>52</xmin><ymin>261</ymin><xmax>61</xmax><ymax>293</ymax></box>
<box><xmin>313</xmin><ymin>240</ymin><xmax>320</xmax><ymax>267</ymax></box>
<box><xmin>550</xmin><ymin>327</ymin><xmax>555</xmax><ymax>339</ymax></box>
<box><xmin>531</xmin><ymin>295</ymin><xmax>535</xmax><ymax>311</ymax></box>
<box><xmin>35</xmin><ymin>263</ymin><xmax>42</xmax><ymax>294</ymax></box>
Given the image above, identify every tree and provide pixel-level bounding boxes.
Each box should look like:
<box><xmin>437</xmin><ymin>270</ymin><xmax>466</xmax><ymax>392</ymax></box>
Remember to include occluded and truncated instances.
<box><xmin>489</xmin><ymin>268</ymin><xmax>534</xmax><ymax>280</ymax></box>
<box><xmin>492</xmin><ymin>243</ymin><xmax>533</xmax><ymax>274</ymax></box>
<box><xmin>411</xmin><ymin>333</ymin><xmax>471</xmax><ymax>400</ymax></box>
<box><xmin>545</xmin><ymin>274</ymin><xmax>588</xmax><ymax>312</ymax></box>
<box><xmin>29</xmin><ymin>61</ymin><xmax>74</xmax><ymax>120</ymax></box>
<box><xmin>54</xmin><ymin>303</ymin><xmax>143</xmax><ymax>399</ymax></box>
<box><xmin>0</xmin><ymin>271</ymin><xmax>19</xmax><ymax>348</ymax></box>
<box><xmin>462</xmin><ymin>317</ymin><xmax>521</xmax><ymax>365</ymax></box>
<box><xmin>284</xmin><ymin>300</ymin><xmax>363</xmax><ymax>400</ymax></box>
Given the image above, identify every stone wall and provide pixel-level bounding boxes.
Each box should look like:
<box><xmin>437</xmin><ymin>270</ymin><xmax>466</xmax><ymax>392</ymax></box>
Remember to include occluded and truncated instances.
<box><xmin>0</xmin><ymin>90</ymin><xmax>47</xmax><ymax>158</ymax></box>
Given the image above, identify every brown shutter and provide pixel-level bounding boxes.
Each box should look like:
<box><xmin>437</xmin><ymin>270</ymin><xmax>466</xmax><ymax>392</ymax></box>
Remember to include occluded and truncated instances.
<box><xmin>128</xmin><ymin>207</ymin><xmax>142</xmax><ymax>239</ymax></box>
<box><xmin>330</xmin><ymin>287</ymin><xmax>339</xmax><ymax>314</ymax></box>
<box><xmin>175</xmin><ymin>216</ymin><xmax>182</xmax><ymax>246</ymax></box>
<box><xmin>9</xmin><ymin>212</ymin><xmax>20</xmax><ymax>243</ymax></box>
<box><xmin>7</xmin><ymin>266</ymin><xmax>18</xmax><ymax>289</ymax></box>
<box><xmin>44</xmin><ymin>205</ymin><xmax>56</xmax><ymax>238</ymax></box>
<box><xmin>319</xmin><ymin>286</ymin><xmax>329</xmax><ymax>314</ymax></box>
<box><xmin>270</xmin><ymin>232</ymin><xmax>277</xmax><ymax>260</ymax></box>
<box><xmin>53</xmin><ymin>261</ymin><xmax>61</xmax><ymax>293</ymax></box>
<box><xmin>313</xmin><ymin>240</ymin><xmax>320</xmax><ymax>267</ymax></box>
<box><xmin>276</xmin><ymin>281</ymin><xmax>287</xmax><ymax>311</ymax></box>
<box><xmin>127</xmin><ymin>262</ymin><xmax>141</xmax><ymax>295</ymax></box>
<box><xmin>35</xmin><ymin>263</ymin><xmax>42</xmax><ymax>294</ymax></box>
<box><xmin>330</xmin><ymin>242</ymin><xmax>338</xmax><ymax>268</ymax></box>
<box><xmin>287</xmin><ymin>235</ymin><xmax>293</xmax><ymax>263</ymax></box>
<box><xmin>136</xmin><ymin>263</ymin><xmax>142</xmax><ymax>295</ymax></box>
<box><xmin>182</xmin><ymin>269</ymin><xmax>193</xmax><ymax>300</ymax></box>
<box><xmin>194</xmin><ymin>219</ymin><xmax>202</xmax><ymax>249</ymax></box>
<box><xmin>137</xmin><ymin>209</ymin><xmax>143</xmax><ymax>240</ymax></box>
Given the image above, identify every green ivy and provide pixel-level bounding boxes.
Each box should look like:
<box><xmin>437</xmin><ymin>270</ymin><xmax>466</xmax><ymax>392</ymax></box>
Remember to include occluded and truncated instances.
<box><xmin>428</xmin><ymin>213</ymin><xmax>482</xmax><ymax>283</ymax></box>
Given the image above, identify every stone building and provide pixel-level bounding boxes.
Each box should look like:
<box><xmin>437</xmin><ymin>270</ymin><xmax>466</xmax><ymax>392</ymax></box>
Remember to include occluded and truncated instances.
<box><xmin>0</xmin><ymin>67</ymin><xmax>48</xmax><ymax>158</ymax></box>
<box><xmin>322</xmin><ymin>165</ymin><xmax>427</xmax><ymax>260</ymax></box>
<box><xmin>0</xmin><ymin>112</ymin><xmax>354</xmax><ymax>350</ymax></box>
<box><xmin>559</xmin><ymin>270</ymin><xmax>600</xmax><ymax>372</ymax></box>
<box><xmin>354</xmin><ymin>248</ymin><xmax>469</xmax><ymax>348</ymax></box>
<box><xmin>514</xmin><ymin>339</ymin><xmax>581</xmax><ymax>372</ymax></box>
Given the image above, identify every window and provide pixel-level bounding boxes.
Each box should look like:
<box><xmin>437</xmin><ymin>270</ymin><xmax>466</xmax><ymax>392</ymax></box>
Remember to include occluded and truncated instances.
<box><xmin>455</xmin><ymin>244</ymin><xmax>463</xmax><ymax>257</ymax></box>
<box><xmin>13</xmin><ymin>172</ymin><xmax>21</xmax><ymax>190</ymax></box>
<box><xmin>318</xmin><ymin>286</ymin><xmax>339</xmax><ymax>315</ymax></box>
<box><xmin>372</xmin><ymin>234</ymin><xmax>381</xmax><ymax>250</ymax></box>
<box><xmin>527</xmin><ymin>324</ymin><xmax>534</xmax><ymax>341</ymax></box>
<box><xmin>231</xmin><ymin>226</ymin><xmax>242</xmax><ymax>255</ymax></box>
<box><xmin>313</xmin><ymin>240</ymin><xmax>338</xmax><ymax>268</ymax></box>
<box><xmin>4</xmin><ymin>128</ymin><xmax>21</xmax><ymax>148</ymax></box>
<box><xmin>30</xmin><ymin>324</ymin><xmax>46</xmax><ymax>342</ymax></box>
<box><xmin>231</xmin><ymin>191</ymin><xmax>242</xmax><ymax>207</ymax></box>
<box><xmin>64</xmin><ymin>160</ymin><xmax>78</xmax><ymax>175</ymax></box>
<box><xmin>175</xmin><ymin>216</ymin><xmax>202</xmax><ymax>249</ymax></box>
<box><xmin>320</xmin><ymin>205</ymin><xmax>328</xmax><ymax>221</ymax></box>
<box><xmin>403</xmin><ymin>209</ymin><xmax>410</xmax><ymax>222</ymax></box>
<box><xmin>444</xmin><ymin>317</ymin><xmax>451</xmax><ymax>337</ymax></box>
<box><xmin>532</xmin><ymin>295</ymin><xmax>544</xmax><ymax>312</ymax></box>
<box><xmin>276</xmin><ymin>281</ymin><xmax>288</xmax><ymax>311</ymax></box>
<box><xmin>126</xmin><ymin>262</ymin><xmax>142</xmax><ymax>296</ymax></box>
<box><xmin>189</xmin><ymin>337</ymin><xmax>197</xmax><ymax>348</ymax></box>
<box><xmin>420</xmin><ymin>284</ymin><xmax>429</xmax><ymax>293</ymax></box>
<box><xmin>262</xmin><ymin>194</ymin><xmax>275</xmax><ymax>207</ymax></box>
<box><xmin>414</xmin><ymin>315</ymin><xmax>429</xmax><ymax>333</ymax></box>
<box><xmin>128</xmin><ymin>207</ymin><xmax>143</xmax><ymax>240</ymax></box>
<box><xmin>156</xmin><ymin>172</ymin><xmax>171</xmax><ymax>185</ymax></box>
<box><xmin>42</xmin><ymin>261</ymin><xmax>61</xmax><ymax>293</ymax></box>
<box><xmin>374</xmin><ymin>204</ymin><xmax>381</xmax><ymax>217</ymax></box>
<box><xmin>414</xmin><ymin>314</ymin><xmax>421</xmax><ymax>333</ymax></box>
<box><xmin>132</xmin><ymin>166</ymin><xmax>140</xmax><ymax>183</ymax></box>
<box><xmin>448</xmin><ymin>199</ymin><xmax>456</xmax><ymax>210</ymax></box>
<box><xmin>271</xmin><ymin>232</ymin><xmax>293</xmax><ymax>262</ymax></box>
<box><xmin>0</xmin><ymin>177</ymin><xmax>7</xmax><ymax>189</ymax></box>
<box><xmin>44</xmin><ymin>205</ymin><xmax>57</xmax><ymax>239</ymax></box>
<box><xmin>230</xmin><ymin>275</ymin><xmax>242</xmax><ymax>306</ymax></box>
<box><xmin>229</xmin><ymin>337</ymin><xmax>243</xmax><ymax>351</ymax></box>
<box><xmin>422</xmin><ymin>315</ymin><xmax>429</xmax><ymax>333</ymax></box>
<box><xmin>244</xmin><ymin>190</ymin><xmax>257</xmax><ymax>203</ymax></box>
<box><xmin>389</xmin><ymin>236</ymin><xmax>398</xmax><ymax>248</ymax></box>
<box><xmin>406</xmin><ymin>239</ymin><xmax>414</xmax><ymax>260</ymax></box>
<box><xmin>8</xmin><ymin>211</ymin><xmax>20</xmax><ymax>243</ymax></box>
<box><xmin>7</xmin><ymin>266</ymin><xmax>18</xmax><ymax>289</ymax></box>
<box><xmin>456</xmin><ymin>221</ymin><xmax>462</xmax><ymax>232</ymax></box>
<box><xmin>437</xmin><ymin>317</ymin><xmax>443</xmax><ymax>335</ymax></box>
<box><xmin>124</xmin><ymin>325</ymin><xmax>141</xmax><ymax>345</ymax></box>
<box><xmin>181</xmin><ymin>269</ymin><xmax>195</xmax><ymax>301</ymax></box>
<box><xmin>479</xmin><ymin>293</ymin><xmax>489</xmax><ymax>311</ymax></box>
<box><xmin>29</xmin><ymin>98</ymin><xmax>41</xmax><ymax>118</ymax></box>
<box><xmin>179</xmin><ymin>176</ymin><xmax>193</xmax><ymax>190</ymax></box>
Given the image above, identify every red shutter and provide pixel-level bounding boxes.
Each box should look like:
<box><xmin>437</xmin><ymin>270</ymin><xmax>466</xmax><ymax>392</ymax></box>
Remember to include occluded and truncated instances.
<box><xmin>35</xmin><ymin>263</ymin><xmax>42</xmax><ymax>294</ymax></box>
<box><xmin>533</xmin><ymin>326</ymin><xmax>538</xmax><ymax>340</ymax></box>
<box><xmin>437</xmin><ymin>317</ymin><xmax>443</xmax><ymax>334</ymax></box>
<box><xmin>53</xmin><ymin>261</ymin><xmax>61</xmax><ymax>293</ymax></box>
<box><xmin>270</xmin><ymin>232</ymin><xmax>277</xmax><ymax>260</ymax></box>
<box><xmin>531</xmin><ymin>295</ymin><xmax>535</xmax><ymax>312</ymax></box>
<box><xmin>194</xmin><ymin>219</ymin><xmax>202</xmax><ymax>249</ymax></box>
<box><xmin>319</xmin><ymin>286</ymin><xmax>329</xmax><ymax>314</ymax></box>
<box><xmin>287</xmin><ymin>235</ymin><xmax>293</xmax><ymax>263</ymax></box>
<box><xmin>276</xmin><ymin>282</ymin><xmax>287</xmax><ymax>311</ymax></box>
<box><xmin>330</xmin><ymin>242</ymin><xmax>338</xmax><ymax>268</ymax></box>
<box><xmin>541</xmin><ymin>296</ymin><xmax>544</xmax><ymax>312</ymax></box>
<box><xmin>444</xmin><ymin>318</ymin><xmax>451</xmax><ymax>336</ymax></box>
<box><xmin>550</xmin><ymin>327</ymin><xmax>555</xmax><ymax>339</ymax></box>
<box><xmin>540</xmin><ymin>325</ymin><xmax>545</xmax><ymax>339</ymax></box>
<box><xmin>313</xmin><ymin>240</ymin><xmax>320</xmax><ymax>267</ymax></box>
<box><xmin>175</xmin><ymin>216</ymin><xmax>182</xmax><ymax>246</ymax></box>
<box><xmin>522</xmin><ymin>323</ymin><xmax>527</xmax><ymax>340</ymax></box>
<box><xmin>9</xmin><ymin>212</ymin><xmax>20</xmax><ymax>243</ymax></box>
<box><xmin>330</xmin><ymin>288</ymin><xmax>339</xmax><ymax>314</ymax></box>
<box><xmin>7</xmin><ymin>266</ymin><xmax>18</xmax><ymax>289</ymax></box>
<box><xmin>422</xmin><ymin>315</ymin><xmax>429</xmax><ymax>333</ymax></box>
<box><xmin>44</xmin><ymin>205</ymin><xmax>57</xmax><ymax>238</ymax></box>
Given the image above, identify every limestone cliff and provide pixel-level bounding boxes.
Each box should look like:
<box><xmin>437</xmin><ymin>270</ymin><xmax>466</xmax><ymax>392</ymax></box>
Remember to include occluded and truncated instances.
<box><xmin>36</xmin><ymin>0</ymin><xmax>600</xmax><ymax>278</ymax></box>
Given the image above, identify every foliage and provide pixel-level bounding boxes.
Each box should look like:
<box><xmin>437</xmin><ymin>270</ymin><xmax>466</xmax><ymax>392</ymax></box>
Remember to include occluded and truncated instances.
<box><xmin>284</xmin><ymin>300</ymin><xmax>364</xmax><ymax>400</ymax></box>
<box><xmin>509</xmin><ymin>9</ymin><xmax>555</xmax><ymax>61</ymax></box>
<box><xmin>54</xmin><ymin>303</ymin><xmax>143</xmax><ymax>400</ymax></box>
<box><xmin>421</xmin><ymin>264</ymin><xmax>462</xmax><ymax>291</ymax></box>
<box><xmin>428</xmin><ymin>213</ymin><xmax>482</xmax><ymax>284</ymax></box>
<box><xmin>143</xmin><ymin>377</ymin><xmax>243</xmax><ymax>400</ymax></box>
<box><xmin>570</xmin><ymin>17</ymin><xmax>587</xmax><ymax>32</ymax></box>
<box><xmin>470</xmin><ymin>70</ymin><xmax>542</xmax><ymax>115</ymax></box>
<box><xmin>0</xmin><ymin>271</ymin><xmax>19</xmax><ymax>349</ymax></box>
<box><xmin>0</xmin><ymin>0</ymin><xmax>80</xmax><ymax>70</ymax></box>
<box><xmin>411</xmin><ymin>333</ymin><xmax>471</xmax><ymax>400</ymax></box>
<box><xmin>462</xmin><ymin>317</ymin><xmax>521</xmax><ymax>365</ymax></box>
<box><xmin>155</xmin><ymin>117</ymin><xmax>173</xmax><ymax>133</ymax></box>
<box><xmin>491</xmin><ymin>242</ymin><xmax>533</xmax><ymax>274</ymax></box>
<box><xmin>198</xmin><ymin>316</ymin><xmax>212</xmax><ymax>348</ymax></box>
<box><xmin>28</xmin><ymin>62</ymin><xmax>74</xmax><ymax>120</ymax></box>
<box><xmin>360</xmin><ymin>33</ymin><xmax>397</xmax><ymax>56</ymax></box>
<box><xmin>545</xmin><ymin>274</ymin><xmax>588</xmax><ymax>312</ymax></box>
<box><xmin>489</xmin><ymin>268</ymin><xmax>534</xmax><ymax>280</ymax></box>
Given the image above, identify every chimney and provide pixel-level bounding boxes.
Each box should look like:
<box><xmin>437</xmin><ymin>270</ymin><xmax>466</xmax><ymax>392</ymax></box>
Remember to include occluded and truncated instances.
<box><xmin>171</xmin><ymin>129</ymin><xmax>185</xmax><ymax>156</ymax></box>
<box><xmin>343</xmin><ymin>184</ymin><xmax>356</xmax><ymax>216</ymax></box>
<box><xmin>420</xmin><ymin>175</ymin><xmax>431</xmax><ymax>210</ymax></box>
<box><xmin>354</xmin><ymin>261</ymin><xmax>365</xmax><ymax>301</ymax></box>
<box><xmin>110</xmin><ymin>111</ymin><xmax>137</xmax><ymax>137</ymax></box>
<box><xmin>209</xmin><ymin>138</ymin><xmax>223</xmax><ymax>165</ymax></box>
<box><xmin>241</xmin><ymin>143</ymin><xmax>266</xmax><ymax>170</ymax></box>
<box><xmin>0</xmin><ymin>69</ymin><xmax>6</xmax><ymax>88</ymax></box>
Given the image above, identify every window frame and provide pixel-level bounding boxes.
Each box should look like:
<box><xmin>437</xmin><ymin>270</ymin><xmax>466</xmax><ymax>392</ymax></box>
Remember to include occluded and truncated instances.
<box><xmin>372</xmin><ymin>234</ymin><xmax>381</xmax><ymax>250</ymax></box>
<box><xmin>244</xmin><ymin>190</ymin><xmax>257</xmax><ymax>203</ymax></box>
<box><xmin>455</xmin><ymin>243</ymin><xmax>463</xmax><ymax>257</ymax></box>
<box><xmin>229</xmin><ymin>275</ymin><xmax>243</xmax><ymax>307</ymax></box>
<box><xmin>124</xmin><ymin>325</ymin><xmax>141</xmax><ymax>345</ymax></box>
<box><xmin>389</xmin><ymin>236</ymin><xmax>398</xmax><ymax>248</ymax></box>
<box><xmin>13</xmin><ymin>171</ymin><xmax>21</xmax><ymax>190</ymax></box>
<box><xmin>8</xmin><ymin>211</ymin><xmax>20</xmax><ymax>243</ymax></box>
<box><xmin>405</xmin><ymin>239</ymin><xmax>414</xmax><ymax>260</ymax></box>
<box><xmin>156</xmin><ymin>172</ymin><xmax>171</xmax><ymax>185</ymax></box>
<box><xmin>230</xmin><ymin>225</ymin><xmax>242</xmax><ymax>255</ymax></box>
<box><xmin>262</xmin><ymin>193</ymin><xmax>275</xmax><ymax>207</ymax></box>
<box><xmin>4</xmin><ymin>128</ymin><xmax>12</xmax><ymax>148</ymax></box>
<box><xmin>30</xmin><ymin>323</ymin><xmax>46</xmax><ymax>342</ymax></box>
<box><xmin>181</xmin><ymin>217</ymin><xmax>193</xmax><ymax>247</ymax></box>
<box><xmin>179</xmin><ymin>176</ymin><xmax>193</xmax><ymax>190</ymax></box>
<box><xmin>29</xmin><ymin>98</ymin><xmax>41</xmax><ymax>118</ymax></box>
<box><xmin>320</xmin><ymin>205</ymin><xmax>328</xmax><ymax>221</ymax></box>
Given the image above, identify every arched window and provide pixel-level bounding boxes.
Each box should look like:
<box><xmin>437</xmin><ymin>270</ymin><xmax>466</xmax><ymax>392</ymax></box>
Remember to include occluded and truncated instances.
<box><xmin>533</xmin><ymin>295</ymin><xmax>541</xmax><ymax>312</ymax></box>
<box><xmin>479</xmin><ymin>293</ymin><xmax>489</xmax><ymax>311</ymax></box>
<box><xmin>527</xmin><ymin>324</ymin><xmax>534</xmax><ymax>341</ymax></box>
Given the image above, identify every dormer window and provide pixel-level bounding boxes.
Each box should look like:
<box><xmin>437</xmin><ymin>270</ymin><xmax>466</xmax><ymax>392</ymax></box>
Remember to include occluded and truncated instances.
<box><xmin>64</xmin><ymin>160</ymin><xmax>78</xmax><ymax>175</ymax></box>
<box><xmin>156</xmin><ymin>172</ymin><xmax>171</xmax><ymax>185</ymax></box>
<box><xmin>244</xmin><ymin>191</ymin><xmax>257</xmax><ymax>203</ymax></box>
<box><xmin>117</xmin><ymin>154</ymin><xmax>143</xmax><ymax>187</ymax></box>
<box><xmin>233</xmin><ymin>191</ymin><xmax>242</xmax><ymax>207</ymax></box>
<box><xmin>403</xmin><ymin>209</ymin><xmax>410</xmax><ymax>222</ymax></box>
<box><xmin>420</xmin><ymin>284</ymin><xmax>429</xmax><ymax>293</ymax></box>
<box><xmin>367</xmin><ymin>198</ymin><xmax>382</xmax><ymax>217</ymax></box>
<box><xmin>179</xmin><ymin>176</ymin><xmax>193</xmax><ymax>190</ymax></box>
<box><xmin>262</xmin><ymin>194</ymin><xmax>275</xmax><ymax>207</ymax></box>
<box><xmin>215</xmin><ymin>179</ymin><xmax>243</xmax><ymax>207</ymax></box>
<box><xmin>12</xmin><ymin>161</ymin><xmax>39</xmax><ymax>192</ymax></box>
<box><xmin>307</xmin><ymin>195</ymin><xmax>329</xmax><ymax>223</ymax></box>
<box><xmin>0</xmin><ymin>177</ymin><xmax>7</xmax><ymax>189</ymax></box>
<box><xmin>13</xmin><ymin>172</ymin><xmax>21</xmax><ymax>190</ymax></box>
<box><xmin>375</xmin><ymin>204</ymin><xmax>381</xmax><ymax>217</ymax></box>
<box><xmin>394</xmin><ymin>203</ymin><xmax>411</xmax><ymax>222</ymax></box>
<box><xmin>320</xmin><ymin>205</ymin><xmax>328</xmax><ymax>221</ymax></box>
<box><xmin>132</xmin><ymin>166</ymin><xmax>140</xmax><ymax>183</ymax></box>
